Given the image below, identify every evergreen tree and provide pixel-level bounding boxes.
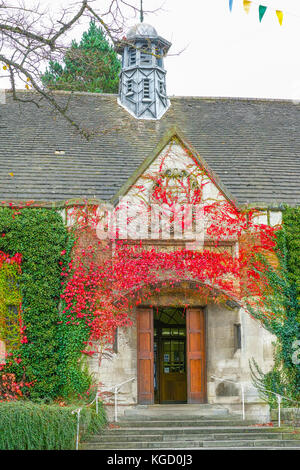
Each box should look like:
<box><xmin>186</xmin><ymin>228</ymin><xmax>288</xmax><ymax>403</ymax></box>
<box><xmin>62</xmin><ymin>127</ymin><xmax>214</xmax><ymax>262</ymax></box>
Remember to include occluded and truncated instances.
<box><xmin>42</xmin><ymin>21</ymin><xmax>121</xmax><ymax>93</ymax></box>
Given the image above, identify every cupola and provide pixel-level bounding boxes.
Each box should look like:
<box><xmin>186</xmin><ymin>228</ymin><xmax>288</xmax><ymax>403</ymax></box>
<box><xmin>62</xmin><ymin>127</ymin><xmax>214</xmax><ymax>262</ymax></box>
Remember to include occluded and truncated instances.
<box><xmin>116</xmin><ymin>22</ymin><xmax>172</xmax><ymax>120</ymax></box>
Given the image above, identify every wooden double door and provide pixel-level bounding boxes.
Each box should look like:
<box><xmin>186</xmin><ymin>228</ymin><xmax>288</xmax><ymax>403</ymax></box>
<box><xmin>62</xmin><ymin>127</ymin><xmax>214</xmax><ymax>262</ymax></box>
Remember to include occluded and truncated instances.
<box><xmin>137</xmin><ymin>307</ymin><xmax>206</xmax><ymax>404</ymax></box>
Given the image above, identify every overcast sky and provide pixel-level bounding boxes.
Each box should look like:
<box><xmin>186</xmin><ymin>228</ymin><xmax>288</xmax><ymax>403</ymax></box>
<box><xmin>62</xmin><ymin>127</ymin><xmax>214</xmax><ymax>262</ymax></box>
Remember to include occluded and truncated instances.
<box><xmin>150</xmin><ymin>0</ymin><xmax>300</xmax><ymax>99</ymax></box>
<box><xmin>2</xmin><ymin>0</ymin><xmax>300</xmax><ymax>100</ymax></box>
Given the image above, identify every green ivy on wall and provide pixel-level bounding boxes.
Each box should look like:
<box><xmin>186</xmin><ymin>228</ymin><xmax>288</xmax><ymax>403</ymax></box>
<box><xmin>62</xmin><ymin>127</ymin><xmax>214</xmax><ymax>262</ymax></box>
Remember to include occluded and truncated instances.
<box><xmin>249</xmin><ymin>205</ymin><xmax>300</xmax><ymax>405</ymax></box>
<box><xmin>0</xmin><ymin>260</ymin><xmax>22</xmax><ymax>351</ymax></box>
<box><xmin>0</xmin><ymin>208</ymin><xmax>69</xmax><ymax>399</ymax></box>
<box><xmin>56</xmin><ymin>232</ymin><xmax>93</xmax><ymax>399</ymax></box>
<box><xmin>281</xmin><ymin>206</ymin><xmax>300</xmax><ymax>301</ymax></box>
<box><xmin>0</xmin><ymin>203</ymin><xmax>297</xmax><ymax>404</ymax></box>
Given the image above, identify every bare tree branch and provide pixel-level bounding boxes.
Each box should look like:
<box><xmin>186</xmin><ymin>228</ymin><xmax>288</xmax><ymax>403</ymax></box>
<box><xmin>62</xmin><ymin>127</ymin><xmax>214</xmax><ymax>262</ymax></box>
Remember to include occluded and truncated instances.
<box><xmin>0</xmin><ymin>0</ymin><xmax>168</xmax><ymax>138</ymax></box>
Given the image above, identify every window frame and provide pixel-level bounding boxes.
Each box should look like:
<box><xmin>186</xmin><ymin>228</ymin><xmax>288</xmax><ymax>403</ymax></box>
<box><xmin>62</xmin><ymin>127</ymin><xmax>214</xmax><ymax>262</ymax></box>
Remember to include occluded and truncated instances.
<box><xmin>142</xmin><ymin>78</ymin><xmax>151</xmax><ymax>101</ymax></box>
<box><xmin>234</xmin><ymin>323</ymin><xmax>242</xmax><ymax>352</ymax></box>
<box><xmin>155</xmin><ymin>47</ymin><xmax>163</xmax><ymax>67</ymax></box>
<box><xmin>128</xmin><ymin>47</ymin><xmax>137</xmax><ymax>67</ymax></box>
<box><xmin>159</xmin><ymin>80</ymin><xmax>165</xmax><ymax>96</ymax></box>
<box><xmin>140</xmin><ymin>43</ymin><xmax>152</xmax><ymax>65</ymax></box>
<box><xmin>126</xmin><ymin>79</ymin><xmax>134</xmax><ymax>96</ymax></box>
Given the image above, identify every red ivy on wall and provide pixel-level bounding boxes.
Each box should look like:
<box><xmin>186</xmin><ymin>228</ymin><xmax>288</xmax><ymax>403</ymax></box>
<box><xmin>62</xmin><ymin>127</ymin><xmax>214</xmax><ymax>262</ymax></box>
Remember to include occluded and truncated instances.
<box><xmin>59</xmin><ymin>151</ymin><xmax>279</xmax><ymax>356</ymax></box>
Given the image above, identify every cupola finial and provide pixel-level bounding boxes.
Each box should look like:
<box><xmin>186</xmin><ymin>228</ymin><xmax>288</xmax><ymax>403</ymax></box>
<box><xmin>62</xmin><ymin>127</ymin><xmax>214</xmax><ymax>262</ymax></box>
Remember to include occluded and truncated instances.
<box><xmin>140</xmin><ymin>0</ymin><xmax>144</xmax><ymax>23</ymax></box>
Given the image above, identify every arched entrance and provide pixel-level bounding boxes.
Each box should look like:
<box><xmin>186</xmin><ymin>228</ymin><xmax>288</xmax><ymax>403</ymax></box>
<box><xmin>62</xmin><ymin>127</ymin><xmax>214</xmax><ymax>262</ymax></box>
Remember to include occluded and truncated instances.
<box><xmin>137</xmin><ymin>306</ymin><xmax>206</xmax><ymax>405</ymax></box>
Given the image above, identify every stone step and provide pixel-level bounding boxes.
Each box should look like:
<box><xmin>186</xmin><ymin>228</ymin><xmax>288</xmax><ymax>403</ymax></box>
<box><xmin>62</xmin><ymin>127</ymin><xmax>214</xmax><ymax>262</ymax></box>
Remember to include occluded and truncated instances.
<box><xmin>90</xmin><ymin>432</ymin><xmax>284</xmax><ymax>443</ymax></box>
<box><xmin>99</xmin><ymin>426</ymin><xmax>280</xmax><ymax>436</ymax></box>
<box><xmin>82</xmin><ymin>404</ymin><xmax>300</xmax><ymax>451</ymax></box>
<box><xmin>122</xmin><ymin>406</ymin><xmax>230</xmax><ymax>420</ymax></box>
<box><xmin>131</xmin><ymin>404</ymin><xmax>226</xmax><ymax>411</ymax></box>
<box><xmin>203</xmin><ymin>440</ymin><xmax>300</xmax><ymax>448</ymax></box>
<box><xmin>115</xmin><ymin>419</ymin><xmax>257</xmax><ymax>427</ymax></box>
<box><xmin>121</xmin><ymin>412</ymin><xmax>229</xmax><ymax>420</ymax></box>
<box><xmin>82</xmin><ymin>439</ymin><xmax>300</xmax><ymax>450</ymax></box>
<box><xmin>196</xmin><ymin>447</ymin><xmax>300</xmax><ymax>450</ymax></box>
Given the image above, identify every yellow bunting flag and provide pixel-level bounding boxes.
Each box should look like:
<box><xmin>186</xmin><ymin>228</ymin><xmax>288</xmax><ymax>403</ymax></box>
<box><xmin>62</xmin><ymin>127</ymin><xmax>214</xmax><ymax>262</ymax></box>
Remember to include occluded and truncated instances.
<box><xmin>243</xmin><ymin>0</ymin><xmax>252</xmax><ymax>14</ymax></box>
<box><xmin>276</xmin><ymin>10</ymin><xmax>283</xmax><ymax>26</ymax></box>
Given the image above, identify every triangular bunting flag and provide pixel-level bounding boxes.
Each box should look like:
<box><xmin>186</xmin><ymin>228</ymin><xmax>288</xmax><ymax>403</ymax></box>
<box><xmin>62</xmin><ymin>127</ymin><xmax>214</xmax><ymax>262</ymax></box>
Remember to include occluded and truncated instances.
<box><xmin>276</xmin><ymin>10</ymin><xmax>283</xmax><ymax>26</ymax></box>
<box><xmin>243</xmin><ymin>1</ymin><xmax>252</xmax><ymax>14</ymax></box>
<box><xmin>259</xmin><ymin>5</ymin><xmax>267</xmax><ymax>22</ymax></box>
<box><xmin>229</xmin><ymin>0</ymin><xmax>233</xmax><ymax>11</ymax></box>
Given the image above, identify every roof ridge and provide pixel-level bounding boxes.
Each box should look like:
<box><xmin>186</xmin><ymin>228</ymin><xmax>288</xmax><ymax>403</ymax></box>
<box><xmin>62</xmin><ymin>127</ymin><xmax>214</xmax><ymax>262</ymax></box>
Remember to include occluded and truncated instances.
<box><xmin>169</xmin><ymin>95</ymin><xmax>298</xmax><ymax>103</ymax></box>
<box><xmin>3</xmin><ymin>89</ymin><xmax>299</xmax><ymax>104</ymax></box>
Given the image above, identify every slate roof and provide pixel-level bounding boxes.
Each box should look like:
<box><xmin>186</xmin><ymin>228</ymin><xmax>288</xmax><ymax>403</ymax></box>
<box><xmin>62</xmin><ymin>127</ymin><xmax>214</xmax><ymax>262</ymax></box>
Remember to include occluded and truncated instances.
<box><xmin>1</xmin><ymin>90</ymin><xmax>299</xmax><ymax>207</ymax></box>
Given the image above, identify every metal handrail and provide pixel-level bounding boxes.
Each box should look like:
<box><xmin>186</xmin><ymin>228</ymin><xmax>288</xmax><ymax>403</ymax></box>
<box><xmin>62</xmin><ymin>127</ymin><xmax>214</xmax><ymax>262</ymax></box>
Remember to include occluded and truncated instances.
<box><xmin>71</xmin><ymin>390</ymin><xmax>102</xmax><ymax>450</ymax></box>
<box><xmin>71</xmin><ymin>377</ymin><xmax>136</xmax><ymax>449</ymax></box>
<box><xmin>106</xmin><ymin>377</ymin><xmax>136</xmax><ymax>422</ymax></box>
<box><xmin>252</xmin><ymin>385</ymin><xmax>300</xmax><ymax>427</ymax></box>
<box><xmin>211</xmin><ymin>375</ymin><xmax>300</xmax><ymax>426</ymax></box>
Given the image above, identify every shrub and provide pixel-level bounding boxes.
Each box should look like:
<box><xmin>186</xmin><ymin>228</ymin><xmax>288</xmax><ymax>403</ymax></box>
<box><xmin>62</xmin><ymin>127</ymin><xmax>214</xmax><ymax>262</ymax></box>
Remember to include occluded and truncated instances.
<box><xmin>0</xmin><ymin>401</ymin><xmax>106</xmax><ymax>450</ymax></box>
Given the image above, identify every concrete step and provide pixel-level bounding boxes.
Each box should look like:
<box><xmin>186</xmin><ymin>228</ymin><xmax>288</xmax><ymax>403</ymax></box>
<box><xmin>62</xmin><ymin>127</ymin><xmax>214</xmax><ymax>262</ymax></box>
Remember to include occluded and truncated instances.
<box><xmin>194</xmin><ymin>447</ymin><xmax>300</xmax><ymax>450</ymax></box>
<box><xmin>115</xmin><ymin>419</ymin><xmax>257</xmax><ymax>427</ymax></box>
<box><xmin>82</xmin><ymin>439</ymin><xmax>300</xmax><ymax>450</ymax></box>
<box><xmin>89</xmin><ymin>432</ymin><xmax>284</xmax><ymax>443</ymax></box>
<box><xmin>82</xmin><ymin>404</ymin><xmax>300</xmax><ymax>451</ymax></box>
<box><xmin>121</xmin><ymin>412</ymin><xmax>229</xmax><ymax>420</ymax></box>
<box><xmin>203</xmin><ymin>440</ymin><xmax>300</xmax><ymax>448</ymax></box>
<box><xmin>99</xmin><ymin>426</ymin><xmax>281</xmax><ymax>436</ymax></box>
<box><xmin>131</xmin><ymin>404</ymin><xmax>225</xmax><ymax>411</ymax></box>
<box><xmin>123</xmin><ymin>405</ymin><xmax>230</xmax><ymax>420</ymax></box>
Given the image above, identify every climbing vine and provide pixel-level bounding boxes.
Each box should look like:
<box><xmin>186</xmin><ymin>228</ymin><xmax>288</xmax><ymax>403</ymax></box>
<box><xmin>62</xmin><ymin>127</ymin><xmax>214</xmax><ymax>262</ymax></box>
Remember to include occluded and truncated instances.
<box><xmin>281</xmin><ymin>206</ymin><xmax>300</xmax><ymax>300</ymax></box>
<box><xmin>0</xmin><ymin>252</ymin><xmax>22</xmax><ymax>352</ymax></box>
<box><xmin>57</xmin><ymin>145</ymin><xmax>279</xmax><ymax>392</ymax></box>
<box><xmin>246</xmin><ymin>206</ymin><xmax>300</xmax><ymax>404</ymax></box>
<box><xmin>0</xmin><ymin>207</ymin><xmax>69</xmax><ymax>400</ymax></box>
<box><xmin>0</xmin><ymin>143</ymin><xmax>294</xmax><ymax>403</ymax></box>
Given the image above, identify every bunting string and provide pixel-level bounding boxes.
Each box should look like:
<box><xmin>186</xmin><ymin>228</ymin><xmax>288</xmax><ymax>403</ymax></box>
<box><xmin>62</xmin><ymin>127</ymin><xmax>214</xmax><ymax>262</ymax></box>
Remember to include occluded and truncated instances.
<box><xmin>228</xmin><ymin>0</ymin><xmax>289</xmax><ymax>26</ymax></box>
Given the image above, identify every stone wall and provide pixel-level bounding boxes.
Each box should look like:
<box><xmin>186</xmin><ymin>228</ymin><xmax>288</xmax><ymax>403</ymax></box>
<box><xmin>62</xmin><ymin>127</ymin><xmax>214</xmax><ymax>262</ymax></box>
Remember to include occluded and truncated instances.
<box><xmin>89</xmin><ymin>310</ymin><xmax>138</xmax><ymax>407</ymax></box>
<box><xmin>89</xmin><ymin>299</ymin><xmax>275</xmax><ymax>421</ymax></box>
<box><xmin>206</xmin><ymin>304</ymin><xmax>275</xmax><ymax>421</ymax></box>
<box><xmin>84</xmin><ymin>139</ymin><xmax>279</xmax><ymax>421</ymax></box>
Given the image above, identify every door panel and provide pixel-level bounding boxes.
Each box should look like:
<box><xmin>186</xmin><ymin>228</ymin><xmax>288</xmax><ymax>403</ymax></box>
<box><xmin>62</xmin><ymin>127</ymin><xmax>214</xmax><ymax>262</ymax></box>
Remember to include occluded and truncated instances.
<box><xmin>137</xmin><ymin>308</ymin><xmax>154</xmax><ymax>404</ymax></box>
<box><xmin>186</xmin><ymin>308</ymin><xmax>206</xmax><ymax>403</ymax></box>
<box><xmin>160</xmin><ymin>338</ymin><xmax>187</xmax><ymax>403</ymax></box>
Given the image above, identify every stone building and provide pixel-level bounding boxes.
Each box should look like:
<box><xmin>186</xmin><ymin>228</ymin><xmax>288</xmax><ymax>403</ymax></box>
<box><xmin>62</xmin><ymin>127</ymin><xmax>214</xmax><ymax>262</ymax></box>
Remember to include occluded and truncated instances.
<box><xmin>0</xmin><ymin>21</ymin><xmax>300</xmax><ymax>421</ymax></box>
